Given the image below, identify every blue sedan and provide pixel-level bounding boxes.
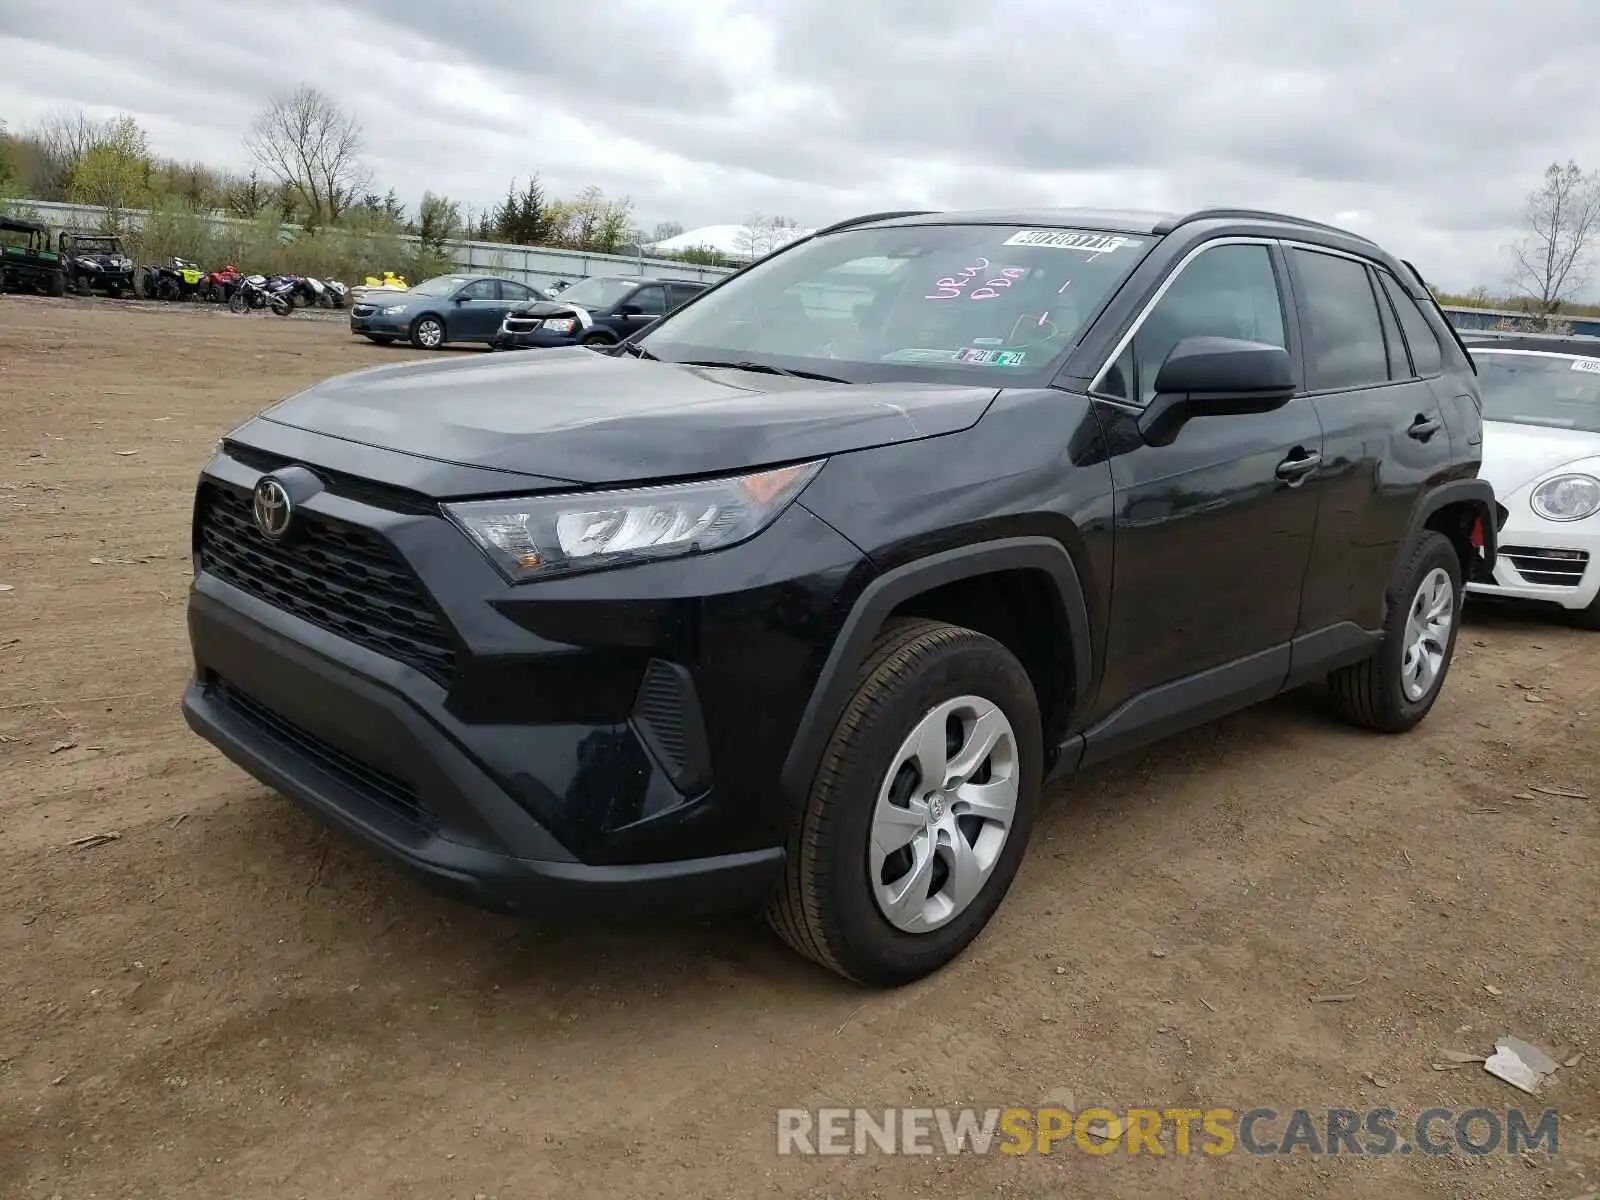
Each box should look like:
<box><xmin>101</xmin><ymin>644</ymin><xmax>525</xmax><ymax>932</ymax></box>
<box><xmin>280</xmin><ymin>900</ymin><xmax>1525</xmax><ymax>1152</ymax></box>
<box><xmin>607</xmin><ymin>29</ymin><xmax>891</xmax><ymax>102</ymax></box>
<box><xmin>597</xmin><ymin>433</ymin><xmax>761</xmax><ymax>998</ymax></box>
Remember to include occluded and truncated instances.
<box><xmin>348</xmin><ymin>274</ymin><xmax>549</xmax><ymax>350</ymax></box>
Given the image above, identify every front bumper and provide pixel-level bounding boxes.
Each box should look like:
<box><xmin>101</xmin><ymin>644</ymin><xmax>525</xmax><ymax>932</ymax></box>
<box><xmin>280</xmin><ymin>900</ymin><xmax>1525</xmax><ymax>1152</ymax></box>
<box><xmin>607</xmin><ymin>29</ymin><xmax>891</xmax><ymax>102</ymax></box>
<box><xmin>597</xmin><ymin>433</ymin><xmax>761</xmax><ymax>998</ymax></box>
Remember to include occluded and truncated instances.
<box><xmin>180</xmin><ymin>442</ymin><xmax>868</xmax><ymax>917</ymax></box>
<box><xmin>183</xmin><ymin>584</ymin><xmax>784</xmax><ymax>917</ymax></box>
<box><xmin>349</xmin><ymin>313</ymin><xmax>409</xmax><ymax>337</ymax></box>
<box><xmin>1464</xmin><ymin>506</ymin><xmax>1600</xmax><ymax>611</ymax></box>
<box><xmin>489</xmin><ymin>327</ymin><xmax>580</xmax><ymax>351</ymax></box>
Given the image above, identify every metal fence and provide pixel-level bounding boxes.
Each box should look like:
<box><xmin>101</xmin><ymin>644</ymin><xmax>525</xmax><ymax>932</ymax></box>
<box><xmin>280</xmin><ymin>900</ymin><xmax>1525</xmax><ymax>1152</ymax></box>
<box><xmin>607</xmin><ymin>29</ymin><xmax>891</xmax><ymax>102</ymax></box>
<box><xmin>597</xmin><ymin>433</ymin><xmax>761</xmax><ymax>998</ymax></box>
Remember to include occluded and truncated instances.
<box><xmin>4</xmin><ymin>198</ymin><xmax>737</xmax><ymax>290</ymax></box>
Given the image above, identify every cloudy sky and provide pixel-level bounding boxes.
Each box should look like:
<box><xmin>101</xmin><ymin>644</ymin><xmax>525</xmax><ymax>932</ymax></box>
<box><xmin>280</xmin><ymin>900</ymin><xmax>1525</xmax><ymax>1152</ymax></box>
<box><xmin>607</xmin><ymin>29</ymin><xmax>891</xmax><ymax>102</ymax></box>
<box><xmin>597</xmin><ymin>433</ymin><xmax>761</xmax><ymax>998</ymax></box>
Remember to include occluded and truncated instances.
<box><xmin>3</xmin><ymin>0</ymin><xmax>1599</xmax><ymax>294</ymax></box>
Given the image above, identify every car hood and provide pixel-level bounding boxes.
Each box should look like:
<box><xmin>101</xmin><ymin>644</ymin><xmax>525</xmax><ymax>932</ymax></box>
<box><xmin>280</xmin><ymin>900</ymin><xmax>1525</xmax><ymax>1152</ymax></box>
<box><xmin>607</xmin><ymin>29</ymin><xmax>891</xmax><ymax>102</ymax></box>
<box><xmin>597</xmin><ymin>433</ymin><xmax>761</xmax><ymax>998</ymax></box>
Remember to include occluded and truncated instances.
<box><xmin>259</xmin><ymin>347</ymin><xmax>999</xmax><ymax>487</ymax></box>
<box><xmin>1480</xmin><ymin>420</ymin><xmax>1600</xmax><ymax>495</ymax></box>
<box><xmin>508</xmin><ymin>299</ymin><xmax>597</xmax><ymax>320</ymax></box>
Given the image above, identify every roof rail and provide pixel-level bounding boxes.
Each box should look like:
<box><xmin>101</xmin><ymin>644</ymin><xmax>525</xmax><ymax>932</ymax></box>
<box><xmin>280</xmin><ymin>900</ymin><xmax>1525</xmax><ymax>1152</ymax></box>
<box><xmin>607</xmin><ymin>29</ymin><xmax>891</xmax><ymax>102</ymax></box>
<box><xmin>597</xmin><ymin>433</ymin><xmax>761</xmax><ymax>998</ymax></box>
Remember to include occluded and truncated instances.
<box><xmin>810</xmin><ymin>210</ymin><xmax>938</xmax><ymax>237</ymax></box>
<box><xmin>1154</xmin><ymin>208</ymin><xmax>1377</xmax><ymax>245</ymax></box>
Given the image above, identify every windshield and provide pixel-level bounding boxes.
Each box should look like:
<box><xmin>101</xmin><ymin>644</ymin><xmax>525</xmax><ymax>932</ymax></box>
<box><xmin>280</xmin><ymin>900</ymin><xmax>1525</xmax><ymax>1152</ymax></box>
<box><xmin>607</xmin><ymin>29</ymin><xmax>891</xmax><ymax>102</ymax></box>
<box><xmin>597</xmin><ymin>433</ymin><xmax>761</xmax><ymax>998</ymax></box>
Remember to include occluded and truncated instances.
<box><xmin>1475</xmin><ymin>351</ymin><xmax>1600</xmax><ymax>433</ymax></box>
<box><xmin>74</xmin><ymin>237</ymin><xmax>119</xmax><ymax>251</ymax></box>
<box><xmin>558</xmin><ymin>277</ymin><xmax>639</xmax><ymax>309</ymax></box>
<box><xmin>639</xmin><ymin>222</ymin><xmax>1152</xmax><ymax>382</ymax></box>
<box><xmin>410</xmin><ymin>275</ymin><xmax>471</xmax><ymax>297</ymax></box>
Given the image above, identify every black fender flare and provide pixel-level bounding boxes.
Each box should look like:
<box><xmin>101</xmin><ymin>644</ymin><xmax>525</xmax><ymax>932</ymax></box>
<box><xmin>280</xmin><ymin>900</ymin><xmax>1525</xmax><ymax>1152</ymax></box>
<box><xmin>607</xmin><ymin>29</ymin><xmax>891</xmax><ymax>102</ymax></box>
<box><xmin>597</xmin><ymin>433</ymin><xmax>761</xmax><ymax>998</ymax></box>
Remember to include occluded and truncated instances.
<box><xmin>1395</xmin><ymin>478</ymin><xmax>1499</xmax><ymax>592</ymax></box>
<box><xmin>778</xmin><ymin>536</ymin><xmax>1093</xmax><ymax>806</ymax></box>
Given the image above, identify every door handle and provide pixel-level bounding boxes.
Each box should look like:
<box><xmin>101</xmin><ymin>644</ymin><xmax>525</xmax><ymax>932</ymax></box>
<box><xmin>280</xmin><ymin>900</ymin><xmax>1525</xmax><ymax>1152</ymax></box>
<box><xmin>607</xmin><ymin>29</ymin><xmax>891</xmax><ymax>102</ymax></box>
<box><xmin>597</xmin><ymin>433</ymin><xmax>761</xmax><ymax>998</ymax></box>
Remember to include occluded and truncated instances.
<box><xmin>1275</xmin><ymin>449</ymin><xmax>1322</xmax><ymax>483</ymax></box>
<box><xmin>1408</xmin><ymin>414</ymin><xmax>1442</xmax><ymax>441</ymax></box>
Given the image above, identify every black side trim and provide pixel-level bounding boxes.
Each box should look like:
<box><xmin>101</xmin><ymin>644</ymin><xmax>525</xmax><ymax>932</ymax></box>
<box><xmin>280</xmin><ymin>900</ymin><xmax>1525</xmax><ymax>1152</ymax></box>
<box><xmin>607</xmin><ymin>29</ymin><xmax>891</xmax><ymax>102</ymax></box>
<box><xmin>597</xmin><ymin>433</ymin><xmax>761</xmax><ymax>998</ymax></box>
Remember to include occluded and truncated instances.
<box><xmin>1397</xmin><ymin>479</ymin><xmax>1499</xmax><ymax>591</ymax></box>
<box><xmin>631</xmin><ymin>659</ymin><xmax>713</xmax><ymax>797</ymax></box>
<box><xmin>779</xmin><ymin>537</ymin><xmax>1093</xmax><ymax>804</ymax></box>
<box><xmin>1284</xmin><ymin>622</ymin><xmax>1382</xmax><ymax>691</ymax></box>
<box><xmin>1077</xmin><ymin>644</ymin><xmax>1289</xmax><ymax>768</ymax></box>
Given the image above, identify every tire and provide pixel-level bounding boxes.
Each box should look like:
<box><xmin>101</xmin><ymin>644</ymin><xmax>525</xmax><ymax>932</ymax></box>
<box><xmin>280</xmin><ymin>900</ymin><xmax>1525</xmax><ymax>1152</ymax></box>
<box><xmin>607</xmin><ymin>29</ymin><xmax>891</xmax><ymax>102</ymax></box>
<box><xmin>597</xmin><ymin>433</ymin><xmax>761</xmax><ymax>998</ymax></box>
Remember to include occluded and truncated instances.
<box><xmin>1328</xmin><ymin>531</ymin><xmax>1462</xmax><ymax>733</ymax></box>
<box><xmin>156</xmin><ymin>277</ymin><xmax>179</xmax><ymax>302</ymax></box>
<box><xmin>767</xmin><ymin>618</ymin><xmax>1043</xmax><ymax>986</ymax></box>
<box><xmin>47</xmin><ymin>270</ymin><xmax>65</xmax><ymax>298</ymax></box>
<box><xmin>411</xmin><ymin>314</ymin><xmax>446</xmax><ymax>350</ymax></box>
<box><xmin>579</xmin><ymin>331</ymin><xmax>614</xmax><ymax>348</ymax></box>
<box><xmin>228</xmin><ymin>290</ymin><xmax>247</xmax><ymax>314</ymax></box>
<box><xmin>210</xmin><ymin>283</ymin><xmax>227</xmax><ymax>304</ymax></box>
<box><xmin>270</xmin><ymin>295</ymin><xmax>292</xmax><ymax>316</ymax></box>
<box><xmin>1573</xmin><ymin>593</ymin><xmax>1600</xmax><ymax>631</ymax></box>
<box><xmin>364</xmin><ymin>334</ymin><xmax>396</xmax><ymax>345</ymax></box>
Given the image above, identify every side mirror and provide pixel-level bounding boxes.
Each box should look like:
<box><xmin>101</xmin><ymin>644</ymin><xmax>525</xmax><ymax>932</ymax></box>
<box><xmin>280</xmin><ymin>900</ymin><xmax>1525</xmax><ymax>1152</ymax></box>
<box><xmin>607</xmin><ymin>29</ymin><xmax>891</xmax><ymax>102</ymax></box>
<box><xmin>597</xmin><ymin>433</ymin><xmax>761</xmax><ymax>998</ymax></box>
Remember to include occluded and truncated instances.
<box><xmin>615</xmin><ymin>303</ymin><xmax>642</xmax><ymax>316</ymax></box>
<box><xmin>1138</xmin><ymin>336</ymin><xmax>1296</xmax><ymax>445</ymax></box>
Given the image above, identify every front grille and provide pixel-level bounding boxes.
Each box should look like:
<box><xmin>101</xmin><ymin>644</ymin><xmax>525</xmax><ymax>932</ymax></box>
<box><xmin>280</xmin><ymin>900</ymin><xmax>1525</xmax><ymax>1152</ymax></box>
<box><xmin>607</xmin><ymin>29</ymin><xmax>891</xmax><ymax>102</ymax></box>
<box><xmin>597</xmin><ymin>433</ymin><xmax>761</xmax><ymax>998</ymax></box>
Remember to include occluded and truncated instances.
<box><xmin>219</xmin><ymin>682</ymin><xmax>435</xmax><ymax>830</ymax></box>
<box><xmin>351</xmin><ymin>303</ymin><xmax>376</xmax><ymax>317</ymax></box>
<box><xmin>197</xmin><ymin>482</ymin><xmax>458</xmax><ymax>685</ymax></box>
<box><xmin>503</xmin><ymin>318</ymin><xmax>542</xmax><ymax>332</ymax></box>
<box><xmin>1501</xmin><ymin>544</ymin><xmax>1590</xmax><ymax>587</ymax></box>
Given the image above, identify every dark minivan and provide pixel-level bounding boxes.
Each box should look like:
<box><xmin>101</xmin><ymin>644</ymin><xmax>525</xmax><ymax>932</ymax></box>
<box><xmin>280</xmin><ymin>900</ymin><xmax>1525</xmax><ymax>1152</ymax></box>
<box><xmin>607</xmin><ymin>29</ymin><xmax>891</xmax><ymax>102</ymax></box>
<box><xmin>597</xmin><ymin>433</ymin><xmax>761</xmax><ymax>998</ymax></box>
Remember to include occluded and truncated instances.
<box><xmin>489</xmin><ymin>275</ymin><xmax>708</xmax><ymax>350</ymax></box>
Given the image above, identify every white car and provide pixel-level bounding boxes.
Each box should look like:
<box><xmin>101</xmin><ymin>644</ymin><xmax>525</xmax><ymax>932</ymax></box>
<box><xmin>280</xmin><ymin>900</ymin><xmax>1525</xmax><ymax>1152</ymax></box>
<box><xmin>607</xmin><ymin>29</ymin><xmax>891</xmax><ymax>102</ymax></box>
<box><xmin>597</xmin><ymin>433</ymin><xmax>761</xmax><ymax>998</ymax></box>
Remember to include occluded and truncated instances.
<box><xmin>1465</xmin><ymin>335</ymin><xmax>1600</xmax><ymax>627</ymax></box>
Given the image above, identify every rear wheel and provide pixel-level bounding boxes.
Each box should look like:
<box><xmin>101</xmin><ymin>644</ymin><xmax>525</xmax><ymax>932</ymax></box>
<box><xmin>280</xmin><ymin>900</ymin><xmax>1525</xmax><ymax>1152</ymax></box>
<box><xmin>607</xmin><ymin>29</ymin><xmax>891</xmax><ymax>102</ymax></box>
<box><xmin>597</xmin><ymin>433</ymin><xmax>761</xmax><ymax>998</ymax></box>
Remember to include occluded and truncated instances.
<box><xmin>1328</xmin><ymin>531</ymin><xmax>1461</xmax><ymax>733</ymax></box>
<box><xmin>156</xmin><ymin>276</ymin><xmax>179</xmax><ymax>302</ymax></box>
<box><xmin>47</xmin><ymin>270</ymin><xmax>65</xmax><ymax>298</ymax></box>
<box><xmin>411</xmin><ymin>315</ymin><xmax>446</xmax><ymax>350</ymax></box>
<box><xmin>768</xmin><ymin>618</ymin><xmax>1042</xmax><ymax>986</ymax></box>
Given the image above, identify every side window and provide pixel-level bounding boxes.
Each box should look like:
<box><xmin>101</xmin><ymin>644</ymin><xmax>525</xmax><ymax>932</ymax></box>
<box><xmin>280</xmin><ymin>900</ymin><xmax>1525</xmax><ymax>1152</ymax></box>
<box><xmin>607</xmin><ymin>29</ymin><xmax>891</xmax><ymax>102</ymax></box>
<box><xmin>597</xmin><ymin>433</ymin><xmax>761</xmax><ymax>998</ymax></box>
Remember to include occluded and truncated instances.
<box><xmin>1293</xmin><ymin>249</ymin><xmax>1390</xmax><ymax>391</ymax></box>
<box><xmin>1373</xmin><ymin>267</ymin><xmax>1410</xmax><ymax>381</ymax></box>
<box><xmin>502</xmin><ymin>281</ymin><xmax>535</xmax><ymax>302</ymax></box>
<box><xmin>629</xmin><ymin>285</ymin><xmax>667</xmax><ymax>315</ymax></box>
<box><xmin>459</xmin><ymin>278</ymin><xmax>498</xmax><ymax>301</ymax></box>
<box><xmin>1126</xmin><ymin>243</ymin><xmax>1287</xmax><ymax>405</ymax></box>
<box><xmin>1377</xmin><ymin>272</ymin><xmax>1445</xmax><ymax>376</ymax></box>
<box><xmin>668</xmin><ymin>284</ymin><xmax>703</xmax><ymax>309</ymax></box>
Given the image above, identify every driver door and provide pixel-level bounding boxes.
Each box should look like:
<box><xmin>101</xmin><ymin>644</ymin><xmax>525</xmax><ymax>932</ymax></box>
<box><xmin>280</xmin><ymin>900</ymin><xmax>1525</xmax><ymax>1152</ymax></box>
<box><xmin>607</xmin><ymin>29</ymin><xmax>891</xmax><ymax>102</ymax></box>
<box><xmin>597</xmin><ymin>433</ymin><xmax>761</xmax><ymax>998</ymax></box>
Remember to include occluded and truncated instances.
<box><xmin>452</xmin><ymin>278</ymin><xmax>505</xmax><ymax>339</ymax></box>
<box><xmin>617</xmin><ymin>284</ymin><xmax>668</xmax><ymax>336</ymax></box>
<box><xmin>1083</xmin><ymin>239</ymin><xmax>1325</xmax><ymax>757</ymax></box>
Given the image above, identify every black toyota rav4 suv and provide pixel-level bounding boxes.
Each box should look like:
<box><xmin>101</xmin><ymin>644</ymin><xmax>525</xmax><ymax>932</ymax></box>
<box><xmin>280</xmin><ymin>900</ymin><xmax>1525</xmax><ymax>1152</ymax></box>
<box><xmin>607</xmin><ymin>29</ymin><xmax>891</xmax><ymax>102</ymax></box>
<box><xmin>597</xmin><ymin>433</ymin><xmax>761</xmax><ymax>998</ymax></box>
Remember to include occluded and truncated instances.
<box><xmin>183</xmin><ymin>207</ymin><xmax>1497</xmax><ymax>986</ymax></box>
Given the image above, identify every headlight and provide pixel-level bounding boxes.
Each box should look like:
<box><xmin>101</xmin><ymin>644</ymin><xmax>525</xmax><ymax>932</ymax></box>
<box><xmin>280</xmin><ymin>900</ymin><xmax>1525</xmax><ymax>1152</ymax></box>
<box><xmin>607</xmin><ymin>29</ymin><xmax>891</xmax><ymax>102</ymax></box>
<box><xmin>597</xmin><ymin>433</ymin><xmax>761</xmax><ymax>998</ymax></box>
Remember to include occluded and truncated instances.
<box><xmin>380</xmin><ymin>304</ymin><xmax>408</xmax><ymax>315</ymax></box>
<box><xmin>1530</xmin><ymin>473</ymin><xmax>1600</xmax><ymax>522</ymax></box>
<box><xmin>444</xmin><ymin>461</ymin><xmax>825</xmax><ymax>581</ymax></box>
<box><xmin>542</xmin><ymin>317</ymin><xmax>577</xmax><ymax>333</ymax></box>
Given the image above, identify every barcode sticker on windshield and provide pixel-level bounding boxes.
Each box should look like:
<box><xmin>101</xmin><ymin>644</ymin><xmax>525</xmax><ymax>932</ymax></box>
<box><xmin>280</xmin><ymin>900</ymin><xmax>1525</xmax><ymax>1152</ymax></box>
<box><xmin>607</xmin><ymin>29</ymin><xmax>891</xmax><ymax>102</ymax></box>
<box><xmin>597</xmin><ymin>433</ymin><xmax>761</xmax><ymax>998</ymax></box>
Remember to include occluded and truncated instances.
<box><xmin>1571</xmin><ymin>357</ymin><xmax>1600</xmax><ymax>373</ymax></box>
<box><xmin>1002</xmin><ymin>230</ymin><xmax>1141</xmax><ymax>254</ymax></box>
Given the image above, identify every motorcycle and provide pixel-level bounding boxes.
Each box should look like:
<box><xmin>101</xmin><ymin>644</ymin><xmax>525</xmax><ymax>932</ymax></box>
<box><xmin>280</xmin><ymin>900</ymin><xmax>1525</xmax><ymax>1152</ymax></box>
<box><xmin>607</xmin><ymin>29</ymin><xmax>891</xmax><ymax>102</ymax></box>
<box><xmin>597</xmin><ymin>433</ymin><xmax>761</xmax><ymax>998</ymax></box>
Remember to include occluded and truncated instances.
<box><xmin>228</xmin><ymin>274</ymin><xmax>294</xmax><ymax>316</ymax></box>
<box><xmin>319</xmin><ymin>278</ymin><xmax>350</xmax><ymax>308</ymax></box>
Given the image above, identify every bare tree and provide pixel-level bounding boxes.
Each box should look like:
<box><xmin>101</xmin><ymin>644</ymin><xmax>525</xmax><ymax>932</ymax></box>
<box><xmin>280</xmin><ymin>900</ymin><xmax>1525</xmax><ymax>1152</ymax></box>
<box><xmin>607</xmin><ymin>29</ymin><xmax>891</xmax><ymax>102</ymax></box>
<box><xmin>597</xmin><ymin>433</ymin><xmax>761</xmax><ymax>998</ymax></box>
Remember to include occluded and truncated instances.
<box><xmin>1508</xmin><ymin>160</ymin><xmax>1600</xmax><ymax>314</ymax></box>
<box><xmin>34</xmin><ymin>107</ymin><xmax>107</xmax><ymax>196</ymax></box>
<box><xmin>244</xmin><ymin>86</ymin><xmax>372</xmax><ymax>227</ymax></box>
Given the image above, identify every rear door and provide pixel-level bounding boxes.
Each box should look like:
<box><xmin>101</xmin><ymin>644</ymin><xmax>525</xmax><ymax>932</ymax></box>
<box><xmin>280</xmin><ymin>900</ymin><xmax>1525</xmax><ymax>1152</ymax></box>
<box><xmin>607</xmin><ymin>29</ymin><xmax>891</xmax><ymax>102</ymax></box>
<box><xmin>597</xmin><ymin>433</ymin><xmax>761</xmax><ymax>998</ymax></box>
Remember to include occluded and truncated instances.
<box><xmin>1286</xmin><ymin>245</ymin><xmax>1457</xmax><ymax>647</ymax></box>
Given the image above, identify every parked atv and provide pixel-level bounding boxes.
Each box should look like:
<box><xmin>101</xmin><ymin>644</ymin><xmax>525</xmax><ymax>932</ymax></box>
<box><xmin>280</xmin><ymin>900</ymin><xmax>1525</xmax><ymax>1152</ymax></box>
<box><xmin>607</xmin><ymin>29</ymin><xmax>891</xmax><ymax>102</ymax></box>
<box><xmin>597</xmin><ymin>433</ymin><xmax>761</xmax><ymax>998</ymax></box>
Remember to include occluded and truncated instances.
<box><xmin>138</xmin><ymin>257</ymin><xmax>207</xmax><ymax>301</ymax></box>
<box><xmin>0</xmin><ymin>217</ymin><xmax>66</xmax><ymax>296</ymax></box>
<box><xmin>202</xmin><ymin>265</ymin><xmax>243</xmax><ymax>304</ymax></box>
<box><xmin>59</xmin><ymin>230</ymin><xmax>136</xmax><ymax>297</ymax></box>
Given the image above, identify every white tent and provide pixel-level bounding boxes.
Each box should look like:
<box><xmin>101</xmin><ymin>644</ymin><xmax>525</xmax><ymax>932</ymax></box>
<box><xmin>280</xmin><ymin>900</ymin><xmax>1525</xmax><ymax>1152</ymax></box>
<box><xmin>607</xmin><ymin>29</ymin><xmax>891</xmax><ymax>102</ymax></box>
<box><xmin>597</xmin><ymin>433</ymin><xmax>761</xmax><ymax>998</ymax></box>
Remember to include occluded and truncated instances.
<box><xmin>648</xmin><ymin>223</ymin><xmax>815</xmax><ymax>261</ymax></box>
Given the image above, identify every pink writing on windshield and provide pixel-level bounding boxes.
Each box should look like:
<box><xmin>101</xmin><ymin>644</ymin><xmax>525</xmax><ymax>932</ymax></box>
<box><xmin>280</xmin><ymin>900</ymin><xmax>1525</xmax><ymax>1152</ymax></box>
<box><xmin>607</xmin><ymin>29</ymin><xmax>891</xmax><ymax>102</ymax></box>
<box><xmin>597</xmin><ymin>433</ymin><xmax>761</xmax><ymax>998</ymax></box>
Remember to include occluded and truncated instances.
<box><xmin>927</xmin><ymin>263</ymin><xmax>1027</xmax><ymax>301</ymax></box>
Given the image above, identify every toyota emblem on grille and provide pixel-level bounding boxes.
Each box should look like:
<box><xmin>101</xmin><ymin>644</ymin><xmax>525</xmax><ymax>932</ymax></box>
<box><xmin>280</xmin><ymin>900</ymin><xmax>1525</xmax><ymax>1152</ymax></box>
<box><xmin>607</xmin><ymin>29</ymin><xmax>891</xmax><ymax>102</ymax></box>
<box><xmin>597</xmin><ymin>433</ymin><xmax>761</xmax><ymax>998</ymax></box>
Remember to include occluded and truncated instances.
<box><xmin>252</xmin><ymin>476</ymin><xmax>293</xmax><ymax>541</ymax></box>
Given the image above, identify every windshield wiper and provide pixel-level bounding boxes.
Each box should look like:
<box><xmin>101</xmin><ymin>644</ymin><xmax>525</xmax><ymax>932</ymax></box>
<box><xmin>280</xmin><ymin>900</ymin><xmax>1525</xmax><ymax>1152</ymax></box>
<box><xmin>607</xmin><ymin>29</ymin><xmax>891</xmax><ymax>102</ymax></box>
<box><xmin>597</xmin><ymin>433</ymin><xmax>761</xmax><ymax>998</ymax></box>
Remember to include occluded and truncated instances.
<box><xmin>678</xmin><ymin>358</ymin><xmax>850</xmax><ymax>384</ymax></box>
<box><xmin>617</xmin><ymin>341</ymin><xmax>657</xmax><ymax>360</ymax></box>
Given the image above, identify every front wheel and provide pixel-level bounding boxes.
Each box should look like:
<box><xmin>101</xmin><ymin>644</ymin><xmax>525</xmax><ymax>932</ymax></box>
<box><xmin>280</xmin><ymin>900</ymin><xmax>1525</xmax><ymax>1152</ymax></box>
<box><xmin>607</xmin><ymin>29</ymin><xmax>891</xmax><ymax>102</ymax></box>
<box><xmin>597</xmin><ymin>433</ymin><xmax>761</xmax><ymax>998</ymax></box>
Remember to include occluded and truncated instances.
<box><xmin>768</xmin><ymin>618</ymin><xmax>1042</xmax><ymax>986</ymax></box>
<box><xmin>364</xmin><ymin>334</ymin><xmax>396</xmax><ymax>345</ymax></box>
<box><xmin>411</xmin><ymin>315</ymin><xmax>446</xmax><ymax>350</ymax></box>
<box><xmin>270</xmin><ymin>295</ymin><xmax>292</xmax><ymax>316</ymax></box>
<box><xmin>1328</xmin><ymin>531</ymin><xmax>1462</xmax><ymax>733</ymax></box>
<box><xmin>579</xmin><ymin>331</ymin><xmax>614</xmax><ymax>348</ymax></box>
<box><xmin>228</xmin><ymin>291</ymin><xmax>247</xmax><ymax>314</ymax></box>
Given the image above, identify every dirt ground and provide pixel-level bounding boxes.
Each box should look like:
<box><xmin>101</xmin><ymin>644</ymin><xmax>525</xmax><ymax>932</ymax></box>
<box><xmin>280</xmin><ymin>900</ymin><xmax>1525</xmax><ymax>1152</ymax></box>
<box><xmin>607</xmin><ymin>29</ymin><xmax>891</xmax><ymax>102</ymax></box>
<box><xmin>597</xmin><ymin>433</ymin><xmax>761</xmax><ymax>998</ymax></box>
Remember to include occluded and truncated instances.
<box><xmin>0</xmin><ymin>295</ymin><xmax>1596</xmax><ymax>1200</ymax></box>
